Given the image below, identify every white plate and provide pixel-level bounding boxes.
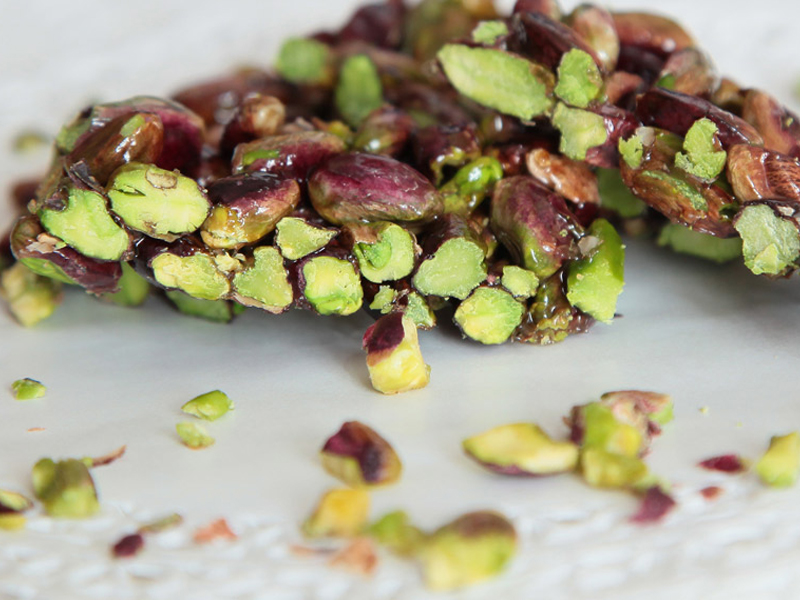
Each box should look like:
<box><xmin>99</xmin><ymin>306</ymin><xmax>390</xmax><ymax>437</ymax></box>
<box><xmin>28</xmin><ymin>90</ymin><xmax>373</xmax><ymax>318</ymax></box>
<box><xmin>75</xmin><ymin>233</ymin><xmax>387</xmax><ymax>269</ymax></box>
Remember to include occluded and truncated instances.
<box><xmin>2</xmin><ymin>2</ymin><xmax>800</xmax><ymax>599</ymax></box>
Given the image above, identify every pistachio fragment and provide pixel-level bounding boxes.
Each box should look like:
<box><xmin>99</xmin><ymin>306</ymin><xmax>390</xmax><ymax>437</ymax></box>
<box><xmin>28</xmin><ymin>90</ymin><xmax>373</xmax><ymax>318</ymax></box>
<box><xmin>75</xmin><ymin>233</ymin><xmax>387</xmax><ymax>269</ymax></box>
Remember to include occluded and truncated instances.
<box><xmin>368</xmin><ymin>285</ymin><xmax>437</xmax><ymax>330</ymax></box>
<box><xmin>442</xmin><ymin>157</ymin><xmax>504</xmax><ymax>216</ymax></box>
<box><xmin>352</xmin><ymin>107</ymin><xmax>415</xmax><ymax>157</ymax></box>
<box><xmin>454</xmin><ymin>286</ymin><xmax>525</xmax><ymax>345</ymax></box>
<box><xmin>580</xmin><ymin>447</ymin><xmax>649</xmax><ymax>489</ymax></box>
<box><xmin>320</xmin><ymin>421</ymin><xmax>402</xmax><ymax>487</ymax></box>
<box><xmin>276</xmin><ymin>37</ymin><xmax>333</xmax><ymax>85</ymax></box>
<box><xmin>674</xmin><ymin>118</ymin><xmax>727</xmax><ymax>182</ymax></box>
<box><xmin>107</xmin><ymin>162</ymin><xmax>211</xmax><ymax>241</ymax></box>
<box><xmin>232</xmin><ymin>131</ymin><xmax>347</xmax><ymax>182</ymax></box>
<box><xmin>182</xmin><ymin>390</ymin><xmax>233</xmax><ymax>421</ymax></box>
<box><xmin>596</xmin><ymin>168</ymin><xmax>647</xmax><ymax>218</ymax></box>
<box><xmin>295</xmin><ymin>251</ymin><xmax>364</xmax><ymax>316</ymax></box>
<box><xmin>32</xmin><ymin>458</ymin><xmax>100</xmax><ymax>518</ymax></box>
<box><xmin>570</xmin><ymin>401</ymin><xmax>645</xmax><ymax>457</ymax></box>
<box><xmin>0</xmin><ymin>261</ymin><xmax>62</xmax><ymax>327</ymax></box>
<box><xmin>726</xmin><ymin>144</ymin><xmax>800</xmax><ymax>203</ymax></box>
<box><xmin>555</xmin><ymin>49</ymin><xmax>603</xmax><ymax>108</ymax></box>
<box><xmin>336</xmin><ymin>54</ymin><xmax>384</xmax><ymax>127</ymax></box>
<box><xmin>657</xmin><ymin>223</ymin><xmax>742</xmax><ymax>263</ymax></box>
<box><xmin>102</xmin><ymin>263</ymin><xmax>151</xmax><ymax>307</ymax></box>
<box><xmin>508</xmin><ymin>10</ymin><xmax>599</xmax><ymax>71</ymax></box>
<box><xmin>232</xmin><ymin>246</ymin><xmax>293</xmax><ymax>313</ymax></box>
<box><xmin>363</xmin><ymin>313</ymin><xmax>430</xmax><ymax>394</ymax></box>
<box><xmin>611</xmin><ymin>12</ymin><xmax>694</xmax><ymax>57</ymax></box>
<box><xmin>219</xmin><ymin>94</ymin><xmax>286</xmax><ymax>156</ymax></box>
<box><xmin>413</xmin><ymin>124</ymin><xmax>481</xmax><ymax>185</ymax></box>
<box><xmin>500</xmin><ymin>265</ymin><xmax>539</xmax><ymax>299</ymax></box>
<box><xmin>275</xmin><ymin>217</ymin><xmax>338</xmax><ymax>260</ymax></box>
<box><xmin>139</xmin><ymin>238</ymin><xmax>232</xmax><ymax>301</ymax></box>
<box><xmin>11</xmin><ymin>378</ymin><xmax>46</xmax><ymax>400</ymax></box>
<box><xmin>166</xmin><ymin>290</ymin><xmax>239</xmax><ymax>323</ymax></box>
<box><xmin>756</xmin><ymin>432</ymin><xmax>800</xmax><ymax>488</ymax></box>
<box><xmin>741</xmin><ymin>89</ymin><xmax>800</xmax><ymax>157</ymax></box>
<box><xmin>404</xmin><ymin>0</ymin><xmax>479</xmax><ymax>62</ymax></box>
<box><xmin>733</xmin><ymin>202</ymin><xmax>800</xmax><ymax>276</ymax></box>
<box><xmin>437</xmin><ymin>44</ymin><xmax>554</xmax><ymax>121</ymax></box>
<box><xmin>0</xmin><ymin>490</ymin><xmax>34</xmax><ymax>531</ymax></box>
<box><xmin>176</xmin><ymin>422</ymin><xmax>215</xmax><ymax>449</ymax></box>
<box><xmin>366</xmin><ymin>510</ymin><xmax>426</xmax><ymax>557</ymax></box>
<box><xmin>516</xmin><ymin>273</ymin><xmax>593</xmax><ymax>345</ymax></box>
<box><xmin>302</xmin><ymin>488</ymin><xmax>370</xmax><ymax>538</ymax></box>
<box><xmin>565</xmin><ymin>5</ymin><xmax>619</xmax><ymax>72</ymax></box>
<box><xmin>471</xmin><ymin>20</ymin><xmax>509</xmax><ymax>45</ymax></box>
<box><xmin>657</xmin><ymin>48</ymin><xmax>718</xmax><ymax>98</ymax></box>
<box><xmin>463</xmin><ymin>423</ymin><xmax>579</xmax><ymax>475</ymax></box>
<box><xmin>526</xmin><ymin>148</ymin><xmax>600</xmax><ymax>205</ymax></box>
<box><xmin>419</xmin><ymin>511</ymin><xmax>517</xmax><ymax>591</ymax></box>
<box><xmin>345</xmin><ymin>221</ymin><xmax>419</xmax><ymax>283</ymax></box>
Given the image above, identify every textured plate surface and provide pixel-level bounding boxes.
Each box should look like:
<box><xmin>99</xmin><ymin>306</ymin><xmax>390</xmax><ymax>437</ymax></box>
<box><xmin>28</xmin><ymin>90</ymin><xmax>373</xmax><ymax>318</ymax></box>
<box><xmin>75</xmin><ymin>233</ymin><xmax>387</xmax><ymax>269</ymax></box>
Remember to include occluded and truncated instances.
<box><xmin>2</xmin><ymin>1</ymin><xmax>800</xmax><ymax>599</ymax></box>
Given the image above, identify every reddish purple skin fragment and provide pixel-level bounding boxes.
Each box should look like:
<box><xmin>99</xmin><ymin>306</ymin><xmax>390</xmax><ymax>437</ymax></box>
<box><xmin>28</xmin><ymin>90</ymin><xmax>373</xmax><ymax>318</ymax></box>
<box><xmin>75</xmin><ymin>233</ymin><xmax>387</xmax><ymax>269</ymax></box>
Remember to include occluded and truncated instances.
<box><xmin>112</xmin><ymin>533</ymin><xmax>145</xmax><ymax>558</ymax></box>
<box><xmin>698</xmin><ymin>454</ymin><xmax>747</xmax><ymax>474</ymax></box>
<box><xmin>363</xmin><ymin>312</ymin><xmax>405</xmax><ymax>355</ymax></box>
<box><xmin>630</xmin><ymin>487</ymin><xmax>676</xmax><ymax>524</ymax></box>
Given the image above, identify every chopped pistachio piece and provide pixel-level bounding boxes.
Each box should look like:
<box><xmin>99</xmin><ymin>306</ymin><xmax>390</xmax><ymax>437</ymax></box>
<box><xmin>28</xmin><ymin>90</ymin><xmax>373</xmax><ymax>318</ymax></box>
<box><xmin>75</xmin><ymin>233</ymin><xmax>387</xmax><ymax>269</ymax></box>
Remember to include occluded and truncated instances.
<box><xmin>0</xmin><ymin>262</ymin><xmax>62</xmax><ymax>327</ymax></box>
<box><xmin>152</xmin><ymin>252</ymin><xmax>230</xmax><ymax>301</ymax></box>
<box><xmin>420</xmin><ymin>511</ymin><xmax>517</xmax><ymax>591</ymax></box>
<box><xmin>734</xmin><ymin>204</ymin><xmax>800</xmax><ymax>276</ymax></box>
<box><xmin>597</xmin><ymin>168</ymin><xmax>647</xmax><ymax>218</ymax></box>
<box><xmin>102</xmin><ymin>263</ymin><xmax>150</xmax><ymax>306</ymax></box>
<box><xmin>232</xmin><ymin>246</ymin><xmax>293</xmax><ymax>313</ymax></box>
<box><xmin>441</xmin><ymin>157</ymin><xmax>504</xmax><ymax>216</ymax></box>
<box><xmin>363</xmin><ymin>313</ymin><xmax>430</xmax><ymax>394</ymax></box>
<box><xmin>674</xmin><ymin>118</ymin><xmax>727</xmax><ymax>182</ymax></box>
<box><xmin>618</xmin><ymin>133</ymin><xmax>644</xmax><ymax>169</ymax></box>
<box><xmin>0</xmin><ymin>489</ymin><xmax>34</xmax><ymax>513</ymax></box>
<box><xmin>453</xmin><ymin>287</ymin><xmax>525</xmax><ymax>345</ymax></box>
<box><xmin>500</xmin><ymin>265</ymin><xmax>539</xmax><ymax>299</ymax></box>
<box><xmin>11</xmin><ymin>378</ymin><xmax>46</xmax><ymax>400</ymax></box>
<box><xmin>181</xmin><ymin>390</ymin><xmax>234</xmax><ymax>421</ymax></box>
<box><xmin>0</xmin><ymin>514</ymin><xmax>27</xmax><ymax>531</ymax></box>
<box><xmin>471</xmin><ymin>20</ymin><xmax>508</xmax><ymax>45</ymax></box>
<box><xmin>580</xmin><ymin>447</ymin><xmax>649</xmax><ymax>489</ymax></box>
<box><xmin>302</xmin><ymin>488</ymin><xmax>370</xmax><ymax>538</ymax></box>
<box><xmin>166</xmin><ymin>290</ymin><xmax>236</xmax><ymax>323</ymax></box>
<box><xmin>579</xmin><ymin>402</ymin><xmax>644</xmax><ymax>457</ymax></box>
<box><xmin>657</xmin><ymin>223</ymin><xmax>742</xmax><ymax>263</ymax></box>
<box><xmin>275</xmin><ymin>217</ymin><xmax>337</xmax><ymax>260</ymax></box>
<box><xmin>32</xmin><ymin>458</ymin><xmax>100</xmax><ymax>518</ymax></box>
<box><xmin>437</xmin><ymin>44</ymin><xmax>554</xmax><ymax>120</ymax></box>
<box><xmin>321</xmin><ymin>421</ymin><xmax>402</xmax><ymax>488</ymax></box>
<box><xmin>301</xmin><ymin>255</ymin><xmax>363</xmax><ymax>316</ymax></box>
<box><xmin>756</xmin><ymin>432</ymin><xmax>800</xmax><ymax>488</ymax></box>
<box><xmin>555</xmin><ymin>49</ymin><xmax>603</xmax><ymax>109</ymax></box>
<box><xmin>366</xmin><ymin>510</ymin><xmax>425</xmax><ymax>557</ymax></box>
<box><xmin>463</xmin><ymin>423</ymin><xmax>579</xmax><ymax>476</ymax></box>
<box><xmin>335</xmin><ymin>54</ymin><xmax>383</xmax><ymax>127</ymax></box>
<box><xmin>176</xmin><ymin>422</ymin><xmax>215</xmax><ymax>449</ymax></box>
<box><xmin>350</xmin><ymin>222</ymin><xmax>417</xmax><ymax>283</ymax></box>
<box><xmin>276</xmin><ymin>37</ymin><xmax>332</xmax><ymax>85</ymax></box>
<box><xmin>566</xmin><ymin>219</ymin><xmax>625</xmax><ymax>324</ymax></box>
<box><xmin>552</xmin><ymin>103</ymin><xmax>608</xmax><ymax>161</ymax></box>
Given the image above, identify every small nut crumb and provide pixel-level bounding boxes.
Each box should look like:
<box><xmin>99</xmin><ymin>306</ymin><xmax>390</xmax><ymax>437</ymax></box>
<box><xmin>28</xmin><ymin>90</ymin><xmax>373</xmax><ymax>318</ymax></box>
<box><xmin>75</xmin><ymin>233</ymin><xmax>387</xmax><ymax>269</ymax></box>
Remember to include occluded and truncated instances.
<box><xmin>87</xmin><ymin>445</ymin><xmax>127</xmax><ymax>468</ymax></box>
<box><xmin>193</xmin><ymin>518</ymin><xmax>237</xmax><ymax>543</ymax></box>
<box><xmin>26</xmin><ymin>427</ymin><xmax>45</xmax><ymax>433</ymax></box>
<box><xmin>700</xmin><ymin>486</ymin><xmax>723</xmax><ymax>500</ymax></box>
<box><xmin>699</xmin><ymin>406</ymin><xmax>710</xmax><ymax>415</ymax></box>
<box><xmin>112</xmin><ymin>533</ymin><xmax>145</xmax><ymax>558</ymax></box>
<box><xmin>328</xmin><ymin>537</ymin><xmax>378</xmax><ymax>576</ymax></box>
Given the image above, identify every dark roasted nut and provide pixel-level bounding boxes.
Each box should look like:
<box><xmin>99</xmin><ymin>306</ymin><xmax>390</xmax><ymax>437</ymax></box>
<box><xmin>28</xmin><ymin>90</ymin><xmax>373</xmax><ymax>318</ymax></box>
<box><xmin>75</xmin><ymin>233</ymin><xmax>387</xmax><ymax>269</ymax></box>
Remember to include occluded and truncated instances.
<box><xmin>565</xmin><ymin>5</ymin><xmax>619</xmax><ymax>72</ymax></box>
<box><xmin>463</xmin><ymin>423</ymin><xmax>578</xmax><ymax>474</ymax></box>
<box><xmin>309</xmin><ymin>153</ymin><xmax>443</xmax><ymax>228</ymax></box>
<box><xmin>232</xmin><ymin>246</ymin><xmax>293</xmax><ymax>313</ymax></box>
<box><xmin>733</xmin><ymin>201</ymin><xmax>800</xmax><ymax>276</ymax></box>
<box><xmin>611</xmin><ymin>12</ymin><xmax>694</xmax><ymax>58</ymax></box>
<box><xmin>727</xmin><ymin>144</ymin><xmax>800</xmax><ymax>203</ymax></box>
<box><xmin>337</xmin><ymin>0</ymin><xmax>406</xmax><ymax>49</ymax></box>
<box><xmin>232</xmin><ymin>131</ymin><xmax>347</xmax><ymax>182</ymax></box>
<box><xmin>656</xmin><ymin>48</ymin><xmax>718</xmax><ymax>98</ymax></box>
<box><xmin>321</xmin><ymin>421</ymin><xmax>402</xmax><ymax>487</ymax></box>
<box><xmin>200</xmin><ymin>174</ymin><xmax>301</xmax><ymax>250</ymax></box>
<box><xmin>412</xmin><ymin>124</ymin><xmax>481</xmax><ymax>185</ymax></box>
<box><xmin>107</xmin><ymin>162</ymin><xmax>211</xmax><ymax>241</ymax></box>
<box><xmin>636</xmin><ymin>88</ymin><xmax>764</xmax><ymax>148</ymax></box>
<box><xmin>363</xmin><ymin>312</ymin><xmax>430</xmax><ymax>394</ymax></box>
<box><xmin>1</xmin><ymin>261</ymin><xmax>62</xmax><ymax>327</ymax></box>
<box><xmin>412</xmin><ymin>213</ymin><xmax>488</xmax><ymax>300</ymax></box>
<box><xmin>32</xmin><ymin>458</ymin><xmax>99</xmax><ymax>518</ymax></box>
<box><xmin>419</xmin><ymin>511</ymin><xmax>517</xmax><ymax>591</ymax></box>
<box><xmin>437</xmin><ymin>44</ymin><xmax>555</xmax><ymax>121</ymax></box>
<box><xmin>352</xmin><ymin>107</ymin><xmax>415</xmax><ymax>157</ymax></box>
<box><xmin>508</xmin><ymin>11</ymin><xmax>600</xmax><ymax>71</ymax></box>
<box><xmin>10</xmin><ymin>216</ymin><xmax>122</xmax><ymax>294</ymax></box>
<box><xmin>741</xmin><ymin>90</ymin><xmax>800</xmax><ymax>158</ymax></box>
<box><xmin>526</xmin><ymin>147</ymin><xmax>599</xmax><ymax>205</ymax></box>
<box><xmin>453</xmin><ymin>286</ymin><xmax>525</xmax><ymax>344</ymax></box>
<box><xmin>491</xmin><ymin>176</ymin><xmax>582</xmax><ymax>279</ymax></box>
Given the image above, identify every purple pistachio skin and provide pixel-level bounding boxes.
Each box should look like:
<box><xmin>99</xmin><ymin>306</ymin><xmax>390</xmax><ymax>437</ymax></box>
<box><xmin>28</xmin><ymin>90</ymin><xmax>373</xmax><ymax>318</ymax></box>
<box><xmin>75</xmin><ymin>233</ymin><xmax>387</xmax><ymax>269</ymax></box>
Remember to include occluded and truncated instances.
<box><xmin>612</xmin><ymin>12</ymin><xmax>694</xmax><ymax>59</ymax></box>
<box><xmin>385</xmin><ymin>82</ymin><xmax>475</xmax><ymax>127</ymax></box>
<box><xmin>490</xmin><ymin>176</ymin><xmax>581</xmax><ymax>278</ymax></box>
<box><xmin>10</xmin><ymin>216</ymin><xmax>122</xmax><ymax>294</ymax></box>
<box><xmin>308</xmin><ymin>153</ymin><xmax>443</xmax><ymax>228</ymax></box>
<box><xmin>658</xmin><ymin>48</ymin><xmax>719</xmax><ymax>98</ymax></box>
<box><xmin>583</xmin><ymin>105</ymin><xmax>640</xmax><ymax>169</ymax></box>
<box><xmin>741</xmin><ymin>90</ymin><xmax>800</xmax><ymax>158</ymax></box>
<box><xmin>615</xmin><ymin>46</ymin><xmax>666</xmax><ymax>86</ymax></box>
<box><xmin>566</xmin><ymin>5</ymin><xmax>619</xmax><ymax>72</ymax></box>
<box><xmin>512</xmin><ymin>0</ymin><xmax>562</xmax><ymax>20</ymax></box>
<box><xmin>412</xmin><ymin>123</ymin><xmax>481</xmax><ymax>184</ymax></box>
<box><xmin>508</xmin><ymin>11</ymin><xmax>601</xmax><ymax>71</ymax></box>
<box><xmin>337</xmin><ymin>0</ymin><xmax>406</xmax><ymax>49</ymax></box>
<box><xmin>67</xmin><ymin>112</ymin><xmax>164</xmax><ymax>185</ymax></box>
<box><xmin>362</xmin><ymin>310</ymin><xmax>405</xmax><ymax>356</ymax></box>
<box><xmin>321</xmin><ymin>421</ymin><xmax>400</xmax><ymax>484</ymax></box>
<box><xmin>636</xmin><ymin>88</ymin><xmax>764</xmax><ymax>149</ymax></box>
<box><xmin>727</xmin><ymin>145</ymin><xmax>800</xmax><ymax>203</ymax></box>
<box><xmin>232</xmin><ymin>131</ymin><xmax>347</xmax><ymax>183</ymax></box>
<box><xmin>352</xmin><ymin>107</ymin><xmax>415</xmax><ymax>158</ymax></box>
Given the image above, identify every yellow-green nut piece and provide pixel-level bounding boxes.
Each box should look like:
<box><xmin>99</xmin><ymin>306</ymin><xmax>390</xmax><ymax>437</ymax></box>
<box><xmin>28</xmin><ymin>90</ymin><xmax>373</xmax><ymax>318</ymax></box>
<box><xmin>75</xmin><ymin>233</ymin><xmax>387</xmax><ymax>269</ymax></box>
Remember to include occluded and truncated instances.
<box><xmin>580</xmin><ymin>402</ymin><xmax>644</xmax><ymax>457</ymax></box>
<box><xmin>11</xmin><ymin>378</ymin><xmax>46</xmax><ymax>400</ymax></box>
<box><xmin>176</xmin><ymin>422</ymin><xmax>215</xmax><ymax>449</ymax></box>
<box><xmin>463</xmin><ymin>423</ymin><xmax>579</xmax><ymax>476</ymax></box>
<box><xmin>321</xmin><ymin>421</ymin><xmax>402</xmax><ymax>488</ymax></box>
<box><xmin>755</xmin><ymin>432</ymin><xmax>800</xmax><ymax>488</ymax></box>
<box><xmin>107</xmin><ymin>162</ymin><xmax>211</xmax><ymax>241</ymax></box>
<box><xmin>419</xmin><ymin>511</ymin><xmax>517</xmax><ymax>592</ymax></box>
<box><xmin>0</xmin><ymin>262</ymin><xmax>63</xmax><ymax>327</ymax></box>
<box><xmin>500</xmin><ymin>265</ymin><xmax>539</xmax><ymax>299</ymax></box>
<box><xmin>0</xmin><ymin>489</ymin><xmax>34</xmax><ymax>529</ymax></box>
<box><xmin>366</xmin><ymin>510</ymin><xmax>426</xmax><ymax>557</ymax></box>
<box><xmin>555</xmin><ymin>48</ymin><xmax>603</xmax><ymax>109</ymax></box>
<box><xmin>674</xmin><ymin>117</ymin><xmax>727</xmax><ymax>182</ymax></box>
<box><xmin>32</xmin><ymin>458</ymin><xmax>100</xmax><ymax>519</ymax></box>
<box><xmin>335</xmin><ymin>54</ymin><xmax>384</xmax><ymax>127</ymax></box>
<box><xmin>580</xmin><ymin>447</ymin><xmax>649</xmax><ymax>489</ymax></box>
<box><xmin>302</xmin><ymin>488</ymin><xmax>371</xmax><ymax>538</ymax></box>
<box><xmin>181</xmin><ymin>390</ymin><xmax>233</xmax><ymax>421</ymax></box>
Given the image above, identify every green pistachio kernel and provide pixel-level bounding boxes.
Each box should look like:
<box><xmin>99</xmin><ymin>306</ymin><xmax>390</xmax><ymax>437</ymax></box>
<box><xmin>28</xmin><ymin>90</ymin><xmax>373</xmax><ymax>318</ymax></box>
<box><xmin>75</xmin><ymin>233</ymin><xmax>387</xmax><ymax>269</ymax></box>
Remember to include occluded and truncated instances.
<box><xmin>441</xmin><ymin>157</ymin><xmax>504</xmax><ymax>215</ymax></box>
<box><xmin>500</xmin><ymin>265</ymin><xmax>540</xmax><ymax>299</ymax></box>
<box><xmin>367</xmin><ymin>510</ymin><xmax>426</xmax><ymax>557</ymax></box>
<box><xmin>618</xmin><ymin>133</ymin><xmax>644</xmax><ymax>169</ymax></box>
<box><xmin>471</xmin><ymin>20</ymin><xmax>508</xmax><ymax>45</ymax></box>
<box><xmin>756</xmin><ymin>432</ymin><xmax>800</xmax><ymax>488</ymax></box>
<box><xmin>596</xmin><ymin>168</ymin><xmax>647</xmax><ymax>218</ymax></box>
<box><xmin>302</xmin><ymin>488</ymin><xmax>371</xmax><ymax>538</ymax></box>
<box><xmin>734</xmin><ymin>204</ymin><xmax>800</xmax><ymax>276</ymax></box>
<box><xmin>580</xmin><ymin>447</ymin><xmax>649</xmax><ymax>489</ymax></box>
<box><xmin>657</xmin><ymin>223</ymin><xmax>742</xmax><ymax>263</ymax></box>
<box><xmin>276</xmin><ymin>38</ymin><xmax>332</xmax><ymax>85</ymax></box>
<box><xmin>674</xmin><ymin>118</ymin><xmax>727</xmax><ymax>182</ymax></box>
<box><xmin>0</xmin><ymin>262</ymin><xmax>63</xmax><ymax>327</ymax></box>
<box><xmin>176</xmin><ymin>422</ymin><xmax>215</xmax><ymax>449</ymax></box>
<box><xmin>555</xmin><ymin>49</ymin><xmax>603</xmax><ymax>109</ymax></box>
<box><xmin>181</xmin><ymin>390</ymin><xmax>234</xmax><ymax>421</ymax></box>
<box><xmin>581</xmin><ymin>402</ymin><xmax>644</xmax><ymax>457</ymax></box>
<box><xmin>552</xmin><ymin>103</ymin><xmax>608</xmax><ymax>161</ymax></box>
<box><xmin>437</xmin><ymin>44</ymin><xmax>554</xmax><ymax>121</ymax></box>
<box><xmin>11</xmin><ymin>378</ymin><xmax>46</xmax><ymax>400</ymax></box>
<box><xmin>275</xmin><ymin>217</ymin><xmax>337</xmax><ymax>260</ymax></box>
<box><xmin>102</xmin><ymin>263</ymin><xmax>150</xmax><ymax>306</ymax></box>
<box><xmin>335</xmin><ymin>54</ymin><xmax>383</xmax><ymax>127</ymax></box>
<box><xmin>32</xmin><ymin>458</ymin><xmax>100</xmax><ymax>518</ymax></box>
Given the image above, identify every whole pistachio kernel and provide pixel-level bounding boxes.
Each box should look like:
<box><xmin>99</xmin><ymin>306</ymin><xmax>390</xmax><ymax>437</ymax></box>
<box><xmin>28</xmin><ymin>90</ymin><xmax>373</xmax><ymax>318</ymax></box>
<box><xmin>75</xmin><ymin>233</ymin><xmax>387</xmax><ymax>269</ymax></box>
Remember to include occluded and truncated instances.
<box><xmin>302</xmin><ymin>488</ymin><xmax>371</xmax><ymax>538</ymax></box>
<box><xmin>755</xmin><ymin>432</ymin><xmax>800</xmax><ymax>488</ymax></box>
<box><xmin>335</xmin><ymin>54</ymin><xmax>383</xmax><ymax>127</ymax></box>
<box><xmin>176</xmin><ymin>422</ymin><xmax>215</xmax><ymax>449</ymax></box>
<box><xmin>320</xmin><ymin>421</ymin><xmax>402</xmax><ymax>488</ymax></box>
<box><xmin>32</xmin><ymin>458</ymin><xmax>100</xmax><ymax>518</ymax></box>
<box><xmin>107</xmin><ymin>162</ymin><xmax>211</xmax><ymax>240</ymax></box>
<box><xmin>419</xmin><ymin>511</ymin><xmax>517</xmax><ymax>591</ymax></box>
<box><xmin>11</xmin><ymin>378</ymin><xmax>46</xmax><ymax>400</ymax></box>
<box><xmin>181</xmin><ymin>390</ymin><xmax>234</xmax><ymax>421</ymax></box>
